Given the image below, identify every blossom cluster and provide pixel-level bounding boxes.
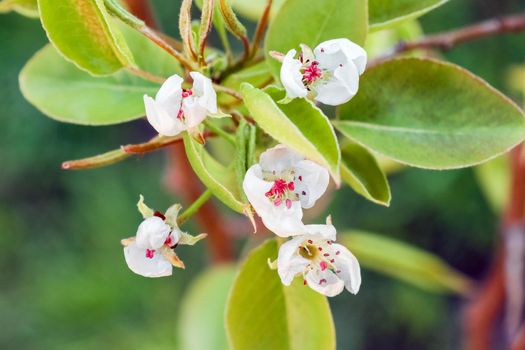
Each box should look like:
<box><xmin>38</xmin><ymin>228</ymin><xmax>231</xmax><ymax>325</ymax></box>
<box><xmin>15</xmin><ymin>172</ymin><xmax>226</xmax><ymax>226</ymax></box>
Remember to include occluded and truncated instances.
<box><xmin>123</xmin><ymin>38</ymin><xmax>366</xmax><ymax>297</ymax></box>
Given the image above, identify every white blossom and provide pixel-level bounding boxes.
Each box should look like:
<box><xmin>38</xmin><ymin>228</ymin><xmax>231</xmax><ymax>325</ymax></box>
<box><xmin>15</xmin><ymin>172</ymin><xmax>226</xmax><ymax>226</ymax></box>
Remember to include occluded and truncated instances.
<box><xmin>280</xmin><ymin>38</ymin><xmax>367</xmax><ymax>106</ymax></box>
<box><xmin>276</xmin><ymin>224</ymin><xmax>361</xmax><ymax>297</ymax></box>
<box><xmin>143</xmin><ymin>72</ymin><xmax>217</xmax><ymax>136</ymax></box>
<box><xmin>242</xmin><ymin>145</ymin><xmax>329</xmax><ymax>236</ymax></box>
<box><xmin>121</xmin><ymin>196</ymin><xmax>206</xmax><ymax>278</ymax></box>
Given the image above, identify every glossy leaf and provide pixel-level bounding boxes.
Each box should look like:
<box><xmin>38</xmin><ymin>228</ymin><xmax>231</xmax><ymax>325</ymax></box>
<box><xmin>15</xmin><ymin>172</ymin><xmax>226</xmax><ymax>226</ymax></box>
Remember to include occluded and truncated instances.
<box><xmin>178</xmin><ymin>265</ymin><xmax>236</xmax><ymax>350</ymax></box>
<box><xmin>474</xmin><ymin>155</ymin><xmax>510</xmax><ymax>214</ymax></box>
<box><xmin>20</xmin><ymin>24</ymin><xmax>181</xmax><ymax>125</ymax></box>
<box><xmin>0</xmin><ymin>0</ymin><xmax>38</xmax><ymax>17</ymax></box>
<box><xmin>241</xmin><ymin>84</ymin><xmax>341</xmax><ymax>184</ymax></box>
<box><xmin>335</xmin><ymin>58</ymin><xmax>525</xmax><ymax>169</ymax></box>
<box><xmin>183</xmin><ymin>132</ymin><xmax>249</xmax><ymax>214</ymax></box>
<box><xmin>342</xmin><ymin>231</ymin><xmax>473</xmax><ymax>295</ymax></box>
<box><xmin>226</xmin><ymin>239</ymin><xmax>335</xmax><ymax>350</ymax></box>
<box><xmin>264</xmin><ymin>0</ymin><xmax>367</xmax><ymax>80</ymax></box>
<box><xmin>38</xmin><ymin>0</ymin><xmax>134</xmax><ymax>75</ymax></box>
<box><xmin>341</xmin><ymin>142</ymin><xmax>391</xmax><ymax>206</ymax></box>
<box><xmin>369</xmin><ymin>0</ymin><xmax>450</xmax><ymax>31</ymax></box>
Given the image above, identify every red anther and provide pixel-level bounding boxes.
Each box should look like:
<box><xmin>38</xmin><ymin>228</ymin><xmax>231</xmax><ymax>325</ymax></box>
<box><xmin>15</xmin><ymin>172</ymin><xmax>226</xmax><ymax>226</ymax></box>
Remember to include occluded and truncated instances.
<box><xmin>319</xmin><ymin>278</ymin><xmax>327</xmax><ymax>285</ymax></box>
<box><xmin>298</xmin><ymin>175</ymin><xmax>303</xmax><ymax>181</ymax></box>
<box><xmin>145</xmin><ymin>249</ymin><xmax>156</xmax><ymax>259</ymax></box>
<box><xmin>303</xmin><ymin>61</ymin><xmax>322</xmax><ymax>83</ymax></box>
<box><xmin>287</xmin><ymin>181</ymin><xmax>295</xmax><ymax>191</ymax></box>
<box><xmin>285</xmin><ymin>199</ymin><xmax>292</xmax><ymax>209</ymax></box>
<box><xmin>308</xmin><ymin>239</ymin><xmax>313</xmax><ymax>244</ymax></box>
<box><xmin>182</xmin><ymin>89</ymin><xmax>193</xmax><ymax>98</ymax></box>
<box><xmin>154</xmin><ymin>211</ymin><xmax>166</xmax><ymax>220</ymax></box>
<box><xmin>320</xmin><ymin>261</ymin><xmax>328</xmax><ymax>271</ymax></box>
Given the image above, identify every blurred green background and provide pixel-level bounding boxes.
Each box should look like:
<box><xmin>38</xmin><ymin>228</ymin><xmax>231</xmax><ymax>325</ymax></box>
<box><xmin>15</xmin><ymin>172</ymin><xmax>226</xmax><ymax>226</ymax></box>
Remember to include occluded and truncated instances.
<box><xmin>1</xmin><ymin>0</ymin><xmax>524</xmax><ymax>349</ymax></box>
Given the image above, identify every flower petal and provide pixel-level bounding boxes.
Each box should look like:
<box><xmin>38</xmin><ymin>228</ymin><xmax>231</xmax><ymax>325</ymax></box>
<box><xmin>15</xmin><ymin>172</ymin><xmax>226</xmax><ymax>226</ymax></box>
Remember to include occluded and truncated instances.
<box><xmin>135</xmin><ymin>216</ymin><xmax>171</xmax><ymax>249</ymax></box>
<box><xmin>123</xmin><ymin>241</ymin><xmax>172</xmax><ymax>278</ymax></box>
<box><xmin>302</xmin><ymin>224</ymin><xmax>337</xmax><ymax>241</ymax></box>
<box><xmin>182</xmin><ymin>97</ymin><xmax>209</xmax><ymax>128</ymax></box>
<box><xmin>259</xmin><ymin>144</ymin><xmax>304</xmax><ymax>174</ymax></box>
<box><xmin>277</xmin><ymin>236</ymin><xmax>309</xmax><ymax>285</ymax></box>
<box><xmin>305</xmin><ymin>268</ymin><xmax>345</xmax><ymax>297</ymax></box>
<box><xmin>156</xmin><ymin>74</ymin><xmax>184</xmax><ymax>102</ymax></box>
<box><xmin>280</xmin><ymin>49</ymin><xmax>308</xmax><ymax>100</ymax></box>
<box><xmin>144</xmin><ymin>95</ymin><xmax>185</xmax><ymax>136</ymax></box>
<box><xmin>243</xmin><ymin>164</ymin><xmax>305</xmax><ymax>236</ymax></box>
<box><xmin>190</xmin><ymin>71</ymin><xmax>217</xmax><ymax>114</ymax></box>
<box><xmin>314</xmin><ymin>61</ymin><xmax>360</xmax><ymax>106</ymax></box>
<box><xmin>314</xmin><ymin>38</ymin><xmax>367</xmax><ymax>75</ymax></box>
<box><xmin>294</xmin><ymin>160</ymin><xmax>329</xmax><ymax>208</ymax></box>
<box><xmin>331</xmin><ymin>243</ymin><xmax>361</xmax><ymax>294</ymax></box>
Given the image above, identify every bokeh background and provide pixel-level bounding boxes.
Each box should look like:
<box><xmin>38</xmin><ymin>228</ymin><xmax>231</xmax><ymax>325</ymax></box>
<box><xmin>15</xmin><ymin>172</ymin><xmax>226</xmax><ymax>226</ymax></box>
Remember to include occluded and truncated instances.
<box><xmin>1</xmin><ymin>0</ymin><xmax>524</xmax><ymax>349</ymax></box>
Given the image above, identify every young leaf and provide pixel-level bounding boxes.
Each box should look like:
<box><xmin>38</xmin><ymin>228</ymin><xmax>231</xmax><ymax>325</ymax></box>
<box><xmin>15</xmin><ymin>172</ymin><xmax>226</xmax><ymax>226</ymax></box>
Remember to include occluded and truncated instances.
<box><xmin>218</xmin><ymin>0</ymin><xmax>247</xmax><ymax>41</ymax></box>
<box><xmin>178</xmin><ymin>265</ymin><xmax>236</xmax><ymax>350</ymax></box>
<box><xmin>369</xmin><ymin>0</ymin><xmax>450</xmax><ymax>31</ymax></box>
<box><xmin>241</xmin><ymin>83</ymin><xmax>341</xmax><ymax>184</ymax></box>
<box><xmin>0</xmin><ymin>0</ymin><xmax>38</xmax><ymax>17</ymax></box>
<box><xmin>179</xmin><ymin>0</ymin><xmax>197</xmax><ymax>60</ymax></box>
<box><xmin>264</xmin><ymin>0</ymin><xmax>367</xmax><ymax>80</ymax></box>
<box><xmin>341</xmin><ymin>231</ymin><xmax>473</xmax><ymax>295</ymax></box>
<box><xmin>335</xmin><ymin>58</ymin><xmax>525</xmax><ymax>170</ymax></box>
<box><xmin>183</xmin><ymin>132</ymin><xmax>249</xmax><ymax>214</ymax></box>
<box><xmin>198</xmin><ymin>0</ymin><xmax>215</xmax><ymax>63</ymax></box>
<box><xmin>20</xmin><ymin>24</ymin><xmax>182</xmax><ymax>125</ymax></box>
<box><xmin>341</xmin><ymin>142</ymin><xmax>391</xmax><ymax>206</ymax></box>
<box><xmin>38</xmin><ymin>0</ymin><xmax>134</xmax><ymax>75</ymax></box>
<box><xmin>226</xmin><ymin>239</ymin><xmax>335</xmax><ymax>350</ymax></box>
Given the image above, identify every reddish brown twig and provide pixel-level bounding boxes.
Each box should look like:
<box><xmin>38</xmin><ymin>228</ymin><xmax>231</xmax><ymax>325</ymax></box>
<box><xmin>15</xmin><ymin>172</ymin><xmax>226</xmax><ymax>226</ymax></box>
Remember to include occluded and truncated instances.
<box><xmin>464</xmin><ymin>145</ymin><xmax>525</xmax><ymax>350</ymax></box>
<box><xmin>372</xmin><ymin>13</ymin><xmax>525</xmax><ymax>65</ymax></box>
<box><xmin>250</xmin><ymin>0</ymin><xmax>272</xmax><ymax>60</ymax></box>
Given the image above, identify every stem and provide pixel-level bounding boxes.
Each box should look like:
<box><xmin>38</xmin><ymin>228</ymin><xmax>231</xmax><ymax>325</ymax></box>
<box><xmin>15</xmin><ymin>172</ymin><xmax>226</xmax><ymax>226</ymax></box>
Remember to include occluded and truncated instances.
<box><xmin>212</xmin><ymin>83</ymin><xmax>243</xmax><ymax>100</ymax></box>
<box><xmin>177</xmin><ymin>189</ymin><xmax>213</xmax><ymax>225</ymax></box>
<box><xmin>250</xmin><ymin>0</ymin><xmax>272</xmax><ymax>60</ymax></box>
<box><xmin>62</xmin><ymin>149</ymin><xmax>130</xmax><ymax>170</ymax></box>
<box><xmin>372</xmin><ymin>13</ymin><xmax>525</xmax><ymax>65</ymax></box>
<box><xmin>204</xmin><ymin>120</ymin><xmax>236</xmax><ymax>145</ymax></box>
<box><xmin>126</xmin><ymin>66</ymin><xmax>165</xmax><ymax>83</ymax></box>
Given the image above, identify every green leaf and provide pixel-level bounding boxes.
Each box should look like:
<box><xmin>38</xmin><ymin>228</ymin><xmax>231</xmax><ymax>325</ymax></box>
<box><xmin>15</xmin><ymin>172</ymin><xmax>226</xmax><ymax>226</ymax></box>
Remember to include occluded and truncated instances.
<box><xmin>474</xmin><ymin>155</ymin><xmax>510</xmax><ymax>214</ymax></box>
<box><xmin>218</xmin><ymin>61</ymin><xmax>272</xmax><ymax>106</ymax></box>
<box><xmin>241</xmin><ymin>84</ymin><xmax>341</xmax><ymax>184</ymax></box>
<box><xmin>335</xmin><ymin>58</ymin><xmax>525</xmax><ymax>169</ymax></box>
<box><xmin>342</xmin><ymin>231</ymin><xmax>473</xmax><ymax>295</ymax></box>
<box><xmin>38</xmin><ymin>0</ymin><xmax>135</xmax><ymax>75</ymax></box>
<box><xmin>226</xmin><ymin>239</ymin><xmax>335</xmax><ymax>350</ymax></box>
<box><xmin>183</xmin><ymin>132</ymin><xmax>249</xmax><ymax>214</ymax></box>
<box><xmin>234</xmin><ymin>120</ymin><xmax>255</xmax><ymax>203</ymax></box>
<box><xmin>178</xmin><ymin>265</ymin><xmax>236</xmax><ymax>350</ymax></box>
<box><xmin>230</xmin><ymin>0</ymin><xmax>284</xmax><ymax>21</ymax></box>
<box><xmin>264</xmin><ymin>0</ymin><xmax>367</xmax><ymax>80</ymax></box>
<box><xmin>0</xmin><ymin>0</ymin><xmax>38</xmax><ymax>17</ymax></box>
<box><xmin>19</xmin><ymin>25</ymin><xmax>181</xmax><ymax>125</ymax></box>
<box><xmin>341</xmin><ymin>142</ymin><xmax>391</xmax><ymax>206</ymax></box>
<box><xmin>369</xmin><ymin>0</ymin><xmax>450</xmax><ymax>31</ymax></box>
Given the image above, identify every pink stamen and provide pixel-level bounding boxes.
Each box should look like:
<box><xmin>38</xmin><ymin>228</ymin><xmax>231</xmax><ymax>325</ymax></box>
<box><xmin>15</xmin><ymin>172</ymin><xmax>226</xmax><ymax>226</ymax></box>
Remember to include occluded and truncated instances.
<box><xmin>164</xmin><ymin>236</ymin><xmax>172</xmax><ymax>246</ymax></box>
<box><xmin>265</xmin><ymin>178</ymin><xmax>296</xmax><ymax>206</ymax></box>
<box><xmin>145</xmin><ymin>249</ymin><xmax>155</xmax><ymax>259</ymax></box>
<box><xmin>303</xmin><ymin>61</ymin><xmax>322</xmax><ymax>83</ymax></box>
<box><xmin>182</xmin><ymin>89</ymin><xmax>193</xmax><ymax>98</ymax></box>
<box><xmin>320</xmin><ymin>261</ymin><xmax>328</xmax><ymax>271</ymax></box>
<box><xmin>286</xmin><ymin>199</ymin><xmax>292</xmax><ymax>209</ymax></box>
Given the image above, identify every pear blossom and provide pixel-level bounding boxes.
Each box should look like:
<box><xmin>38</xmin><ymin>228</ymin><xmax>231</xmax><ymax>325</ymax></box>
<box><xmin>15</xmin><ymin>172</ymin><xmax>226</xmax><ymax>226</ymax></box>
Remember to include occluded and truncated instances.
<box><xmin>143</xmin><ymin>71</ymin><xmax>217</xmax><ymax>137</ymax></box>
<box><xmin>121</xmin><ymin>196</ymin><xmax>206</xmax><ymax>278</ymax></box>
<box><xmin>242</xmin><ymin>144</ymin><xmax>329</xmax><ymax>236</ymax></box>
<box><xmin>279</xmin><ymin>38</ymin><xmax>367</xmax><ymax>106</ymax></box>
<box><xmin>275</xmin><ymin>224</ymin><xmax>361</xmax><ymax>297</ymax></box>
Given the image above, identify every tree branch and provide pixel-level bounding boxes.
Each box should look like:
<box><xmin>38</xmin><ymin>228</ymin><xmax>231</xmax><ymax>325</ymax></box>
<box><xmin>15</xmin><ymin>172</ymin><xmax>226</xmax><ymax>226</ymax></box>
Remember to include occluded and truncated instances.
<box><xmin>373</xmin><ymin>13</ymin><xmax>525</xmax><ymax>65</ymax></box>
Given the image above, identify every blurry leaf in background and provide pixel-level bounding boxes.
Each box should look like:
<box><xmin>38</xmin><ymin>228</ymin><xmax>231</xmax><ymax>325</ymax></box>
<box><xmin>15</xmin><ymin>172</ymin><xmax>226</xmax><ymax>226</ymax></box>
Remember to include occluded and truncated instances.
<box><xmin>38</xmin><ymin>0</ymin><xmax>134</xmax><ymax>75</ymax></box>
<box><xmin>474</xmin><ymin>155</ymin><xmax>510</xmax><ymax>214</ymax></box>
<box><xmin>19</xmin><ymin>24</ymin><xmax>181</xmax><ymax>125</ymax></box>
<box><xmin>335</xmin><ymin>58</ymin><xmax>525</xmax><ymax>169</ymax></box>
<box><xmin>218</xmin><ymin>61</ymin><xmax>272</xmax><ymax>106</ymax></box>
<box><xmin>342</xmin><ymin>231</ymin><xmax>473</xmax><ymax>295</ymax></box>
<box><xmin>365</xmin><ymin>20</ymin><xmax>423</xmax><ymax>59</ymax></box>
<box><xmin>264</xmin><ymin>0</ymin><xmax>367</xmax><ymax>80</ymax></box>
<box><xmin>230</xmin><ymin>0</ymin><xmax>284</xmax><ymax>21</ymax></box>
<box><xmin>183</xmin><ymin>132</ymin><xmax>249</xmax><ymax>214</ymax></box>
<box><xmin>369</xmin><ymin>0</ymin><xmax>450</xmax><ymax>31</ymax></box>
<box><xmin>178</xmin><ymin>265</ymin><xmax>236</xmax><ymax>350</ymax></box>
<box><xmin>226</xmin><ymin>239</ymin><xmax>335</xmax><ymax>350</ymax></box>
<box><xmin>0</xmin><ymin>0</ymin><xmax>37</xmax><ymax>17</ymax></box>
<box><xmin>242</xmin><ymin>84</ymin><xmax>341</xmax><ymax>184</ymax></box>
<box><xmin>341</xmin><ymin>141</ymin><xmax>391</xmax><ymax>206</ymax></box>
